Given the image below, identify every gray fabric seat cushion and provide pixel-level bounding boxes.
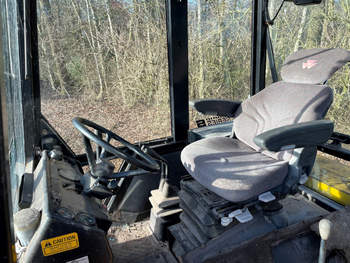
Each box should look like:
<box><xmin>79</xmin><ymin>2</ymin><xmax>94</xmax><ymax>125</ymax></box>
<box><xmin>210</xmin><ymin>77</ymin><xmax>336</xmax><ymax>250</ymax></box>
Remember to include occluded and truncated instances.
<box><xmin>181</xmin><ymin>137</ymin><xmax>289</xmax><ymax>203</ymax></box>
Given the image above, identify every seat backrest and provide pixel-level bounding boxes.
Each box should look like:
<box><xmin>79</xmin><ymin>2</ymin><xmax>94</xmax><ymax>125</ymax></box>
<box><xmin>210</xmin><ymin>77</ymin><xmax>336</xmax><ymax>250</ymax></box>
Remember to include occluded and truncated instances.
<box><xmin>234</xmin><ymin>48</ymin><xmax>350</xmax><ymax>162</ymax></box>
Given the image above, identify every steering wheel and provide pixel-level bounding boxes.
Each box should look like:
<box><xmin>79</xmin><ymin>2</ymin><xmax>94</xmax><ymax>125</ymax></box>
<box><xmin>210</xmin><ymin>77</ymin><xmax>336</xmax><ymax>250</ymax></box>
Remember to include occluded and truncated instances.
<box><xmin>72</xmin><ymin>117</ymin><xmax>160</xmax><ymax>175</ymax></box>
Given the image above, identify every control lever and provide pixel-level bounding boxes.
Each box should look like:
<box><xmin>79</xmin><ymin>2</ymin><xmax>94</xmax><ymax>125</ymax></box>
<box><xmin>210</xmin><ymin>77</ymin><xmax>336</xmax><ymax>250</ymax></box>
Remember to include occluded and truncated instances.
<box><xmin>318</xmin><ymin>218</ymin><xmax>332</xmax><ymax>263</ymax></box>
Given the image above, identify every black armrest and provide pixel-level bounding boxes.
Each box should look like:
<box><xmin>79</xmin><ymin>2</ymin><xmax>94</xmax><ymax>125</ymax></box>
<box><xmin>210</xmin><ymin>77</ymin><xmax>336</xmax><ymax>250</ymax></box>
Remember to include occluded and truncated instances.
<box><xmin>189</xmin><ymin>99</ymin><xmax>241</xmax><ymax>117</ymax></box>
<box><xmin>253</xmin><ymin>120</ymin><xmax>334</xmax><ymax>152</ymax></box>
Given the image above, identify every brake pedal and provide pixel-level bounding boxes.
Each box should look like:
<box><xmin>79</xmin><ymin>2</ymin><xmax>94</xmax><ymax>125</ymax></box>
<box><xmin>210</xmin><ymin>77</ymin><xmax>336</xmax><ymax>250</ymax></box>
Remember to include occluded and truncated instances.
<box><xmin>228</xmin><ymin>208</ymin><xmax>253</xmax><ymax>223</ymax></box>
<box><xmin>258</xmin><ymin>191</ymin><xmax>276</xmax><ymax>203</ymax></box>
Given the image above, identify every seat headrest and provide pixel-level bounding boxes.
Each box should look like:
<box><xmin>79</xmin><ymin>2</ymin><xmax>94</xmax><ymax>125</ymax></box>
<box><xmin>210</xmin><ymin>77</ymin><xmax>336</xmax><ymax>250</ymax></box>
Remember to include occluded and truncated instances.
<box><xmin>281</xmin><ymin>48</ymin><xmax>350</xmax><ymax>85</ymax></box>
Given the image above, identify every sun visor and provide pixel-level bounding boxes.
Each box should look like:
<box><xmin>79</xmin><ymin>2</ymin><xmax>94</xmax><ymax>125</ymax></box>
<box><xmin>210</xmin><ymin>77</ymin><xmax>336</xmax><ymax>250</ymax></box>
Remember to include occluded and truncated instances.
<box><xmin>281</xmin><ymin>48</ymin><xmax>350</xmax><ymax>84</ymax></box>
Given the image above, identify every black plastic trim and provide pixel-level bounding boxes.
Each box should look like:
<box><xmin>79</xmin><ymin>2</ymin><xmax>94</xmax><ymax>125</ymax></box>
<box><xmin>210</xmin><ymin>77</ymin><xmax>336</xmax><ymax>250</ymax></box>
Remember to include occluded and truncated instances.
<box><xmin>166</xmin><ymin>0</ymin><xmax>189</xmax><ymax>142</ymax></box>
<box><xmin>190</xmin><ymin>99</ymin><xmax>241</xmax><ymax>117</ymax></box>
<box><xmin>254</xmin><ymin>120</ymin><xmax>334</xmax><ymax>152</ymax></box>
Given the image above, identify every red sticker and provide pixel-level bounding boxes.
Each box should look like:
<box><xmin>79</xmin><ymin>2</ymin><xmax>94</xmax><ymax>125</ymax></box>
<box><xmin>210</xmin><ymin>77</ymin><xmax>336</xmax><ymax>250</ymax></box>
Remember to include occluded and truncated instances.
<box><xmin>302</xmin><ymin>60</ymin><xmax>318</xmax><ymax>69</ymax></box>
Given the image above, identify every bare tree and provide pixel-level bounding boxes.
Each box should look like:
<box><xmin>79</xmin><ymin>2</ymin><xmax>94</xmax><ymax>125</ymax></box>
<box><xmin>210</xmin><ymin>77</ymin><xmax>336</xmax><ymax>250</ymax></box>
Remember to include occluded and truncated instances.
<box><xmin>197</xmin><ymin>0</ymin><xmax>205</xmax><ymax>98</ymax></box>
<box><xmin>294</xmin><ymin>7</ymin><xmax>309</xmax><ymax>52</ymax></box>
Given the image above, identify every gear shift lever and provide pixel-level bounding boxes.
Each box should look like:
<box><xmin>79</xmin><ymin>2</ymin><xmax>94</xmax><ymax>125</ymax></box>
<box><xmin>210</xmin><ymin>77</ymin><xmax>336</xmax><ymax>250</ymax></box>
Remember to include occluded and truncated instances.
<box><xmin>318</xmin><ymin>218</ymin><xmax>332</xmax><ymax>263</ymax></box>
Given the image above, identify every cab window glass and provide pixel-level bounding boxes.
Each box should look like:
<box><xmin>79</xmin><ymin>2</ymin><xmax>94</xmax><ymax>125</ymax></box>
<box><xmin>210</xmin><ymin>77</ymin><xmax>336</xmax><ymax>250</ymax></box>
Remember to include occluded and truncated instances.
<box><xmin>38</xmin><ymin>0</ymin><xmax>171</xmax><ymax>154</ymax></box>
<box><xmin>188</xmin><ymin>0</ymin><xmax>251</xmax><ymax>128</ymax></box>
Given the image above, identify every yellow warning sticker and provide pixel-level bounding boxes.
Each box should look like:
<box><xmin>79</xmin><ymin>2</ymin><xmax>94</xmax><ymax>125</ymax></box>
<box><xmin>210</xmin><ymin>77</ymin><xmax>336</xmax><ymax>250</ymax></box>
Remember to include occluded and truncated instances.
<box><xmin>41</xmin><ymin>232</ymin><xmax>79</xmax><ymax>256</ymax></box>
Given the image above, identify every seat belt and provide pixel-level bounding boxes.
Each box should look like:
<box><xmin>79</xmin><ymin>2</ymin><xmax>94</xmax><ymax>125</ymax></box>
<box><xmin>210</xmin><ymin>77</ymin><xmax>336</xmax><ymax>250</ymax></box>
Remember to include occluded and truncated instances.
<box><xmin>266</xmin><ymin>27</ymin><xmax>278</xmax><ymax>83</ymax></box>
<box><xmin>265</xmin><ymin>0</ymin><xmax>285</xmax><ymax>83</ymax></box>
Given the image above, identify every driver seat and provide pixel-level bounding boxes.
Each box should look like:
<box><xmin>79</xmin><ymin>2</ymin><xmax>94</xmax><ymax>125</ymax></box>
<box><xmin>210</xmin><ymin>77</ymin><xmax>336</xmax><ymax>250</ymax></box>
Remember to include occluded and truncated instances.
<box><xmin>181</xmin><ymin>48</ymin><xmax>350</xmax><ymax>203</ymax></box>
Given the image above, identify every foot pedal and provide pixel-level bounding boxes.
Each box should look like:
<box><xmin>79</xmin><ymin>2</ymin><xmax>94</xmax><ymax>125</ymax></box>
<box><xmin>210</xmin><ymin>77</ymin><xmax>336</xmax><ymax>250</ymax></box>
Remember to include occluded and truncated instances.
<box><xmin>220</xmin><ymin>217</ymin><xmax>233</xmax><ymax>227</ymax></box>
<box><xmin>228</xmin><ymin>208</ymin><xmax>253</xmax><ymax>223</ymax></box>
<box><xmin>149</xmin><ymin>188</ymin><xmax>181</xmax><ymax>241</ymax></box>
<box><xmin>258</xmin><ymin>191</ymin><xmax>276</xmax><ymax>203</ymax></box>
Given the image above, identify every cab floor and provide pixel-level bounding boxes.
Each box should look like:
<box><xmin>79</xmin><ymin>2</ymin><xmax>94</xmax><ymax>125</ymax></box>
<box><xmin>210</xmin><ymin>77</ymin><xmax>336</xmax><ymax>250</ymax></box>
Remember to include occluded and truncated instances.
<box><xmin>108</xmin><ymin>220</ymin><xmax>176</xmax><ymax>263</ymax></box>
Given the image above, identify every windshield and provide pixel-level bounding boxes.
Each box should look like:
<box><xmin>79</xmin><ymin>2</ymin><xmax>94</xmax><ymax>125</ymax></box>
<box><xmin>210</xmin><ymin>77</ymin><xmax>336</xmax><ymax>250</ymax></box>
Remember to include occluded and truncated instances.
<box><xmin>38</xmin><ymin>0</ymin><xmax>171</xmax><ymax>154</ymax></box>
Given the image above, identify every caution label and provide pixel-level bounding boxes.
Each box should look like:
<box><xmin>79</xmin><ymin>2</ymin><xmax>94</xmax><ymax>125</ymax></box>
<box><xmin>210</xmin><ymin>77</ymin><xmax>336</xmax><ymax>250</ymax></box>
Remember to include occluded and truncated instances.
<box><xmin>41</xmin><ymin>232</ymin><xmax>79</xmax><ymax>256</ymax></box>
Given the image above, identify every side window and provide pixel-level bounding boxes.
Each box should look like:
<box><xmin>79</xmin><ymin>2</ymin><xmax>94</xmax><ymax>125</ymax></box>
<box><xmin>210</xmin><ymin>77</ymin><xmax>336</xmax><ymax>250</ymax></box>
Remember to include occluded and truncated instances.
<box><xmin>268</xmin><ymin>0</ymin><xmax>350</xmax><ymax>134</ymax></box>
<box><xmin>38</xmin><ymin>0</ymin><xmax>171</xmax><ymax>154</ymax></box>
<box><xmin>188</xmin><ymin>1</ymin><xmax>251</xmax><ymax>128</ymax></box>
<box><xmin>1</xmin><ymin>0</ymin><xmax>26</xmax><ymax>210</ymax></box>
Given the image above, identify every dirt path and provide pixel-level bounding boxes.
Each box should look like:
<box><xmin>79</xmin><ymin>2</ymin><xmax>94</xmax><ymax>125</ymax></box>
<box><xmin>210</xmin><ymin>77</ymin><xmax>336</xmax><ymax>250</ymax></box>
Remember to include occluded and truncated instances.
<box><xmin>42</xmin><ymin>97</ymin><xmax>172</xmax><ymax>154</ymax></box>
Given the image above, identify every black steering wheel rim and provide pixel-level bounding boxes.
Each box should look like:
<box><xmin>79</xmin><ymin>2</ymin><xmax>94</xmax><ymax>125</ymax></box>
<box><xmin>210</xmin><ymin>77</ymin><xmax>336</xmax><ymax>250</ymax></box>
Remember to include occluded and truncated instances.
<box><xmin>72</xmin><ymin>117</ymin><xmax>160</xmax><ymax>172</ymax></box>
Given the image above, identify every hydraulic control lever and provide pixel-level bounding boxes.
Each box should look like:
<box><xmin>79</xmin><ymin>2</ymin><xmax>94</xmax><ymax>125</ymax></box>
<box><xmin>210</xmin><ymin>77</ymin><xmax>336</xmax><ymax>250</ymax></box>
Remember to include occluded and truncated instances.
<box><xmin>318</xmin><ymin>218</ymin><xmax>333</xmax><ymax>263</ymax></box>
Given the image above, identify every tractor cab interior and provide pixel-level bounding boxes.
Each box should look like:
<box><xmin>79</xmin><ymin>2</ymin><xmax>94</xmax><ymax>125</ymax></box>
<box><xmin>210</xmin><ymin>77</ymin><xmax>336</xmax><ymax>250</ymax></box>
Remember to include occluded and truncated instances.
<box><xmin>2</xmin><ymin>0</ymin><xmax>350</xmax><ymax>263</ymax></box>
